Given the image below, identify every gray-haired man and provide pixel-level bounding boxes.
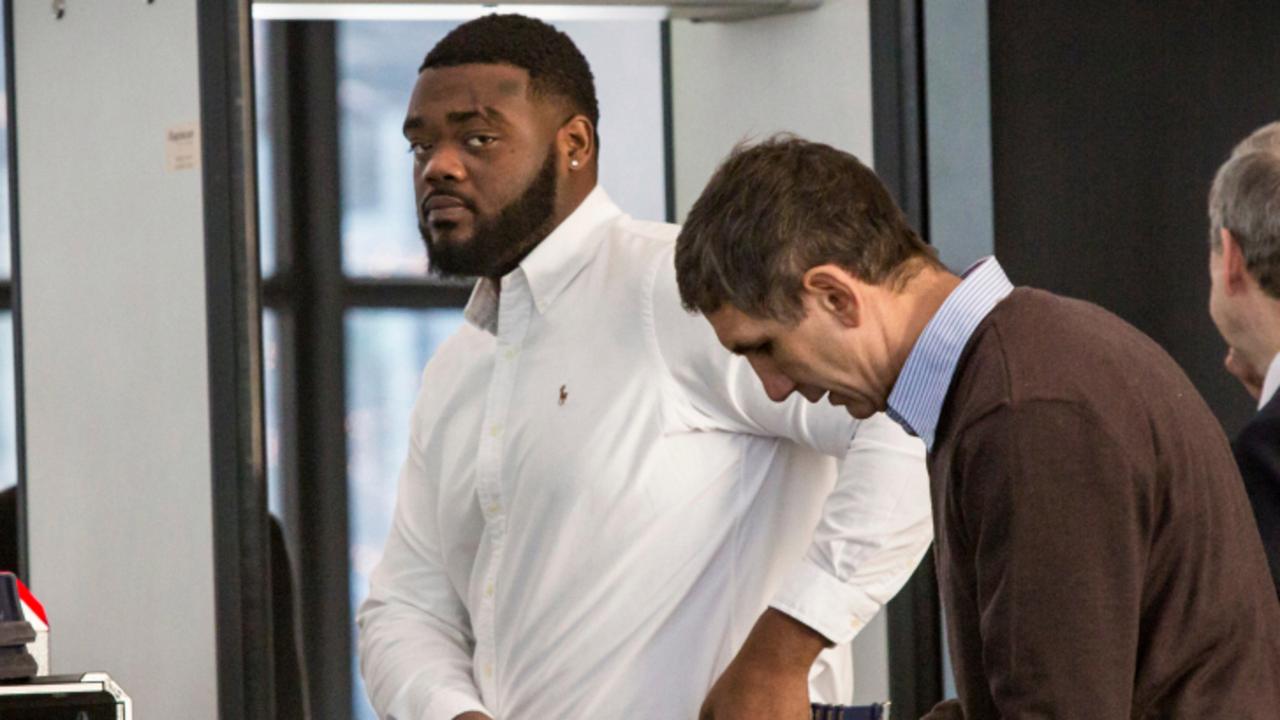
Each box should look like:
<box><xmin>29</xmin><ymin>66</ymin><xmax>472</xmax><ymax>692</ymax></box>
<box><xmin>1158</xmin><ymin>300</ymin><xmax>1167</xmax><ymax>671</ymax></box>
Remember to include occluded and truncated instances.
<box><xmin>1207</xmin><ymin>121</ymin><xmax>1280</xmax><ymax>597</ymax></box>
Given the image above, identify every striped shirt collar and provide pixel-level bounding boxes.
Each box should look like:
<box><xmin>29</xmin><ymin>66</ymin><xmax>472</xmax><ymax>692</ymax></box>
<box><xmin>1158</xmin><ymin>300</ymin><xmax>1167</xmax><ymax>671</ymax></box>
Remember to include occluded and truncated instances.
<box><xmin>885</xmin><ymin>257</ymin><xmax>1014</xmax><ymax>450</ymax></box>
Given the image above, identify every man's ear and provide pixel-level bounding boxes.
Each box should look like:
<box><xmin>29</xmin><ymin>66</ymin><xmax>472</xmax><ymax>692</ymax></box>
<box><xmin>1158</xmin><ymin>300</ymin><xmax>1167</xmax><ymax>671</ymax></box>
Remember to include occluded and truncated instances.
<box><xmin>558</xmin><ymin>114</ymin><xmax>595</xmax><ymax>171</ymax></box>
<box><xmin>802</xmin><ymin>265</ymin><xmax>861</xmax><ymax>328</ymax></box>
<box><xmin>1220</xmin><ymin>228</ymin><xmax>1252</xmax><ymax>295</ymax></box>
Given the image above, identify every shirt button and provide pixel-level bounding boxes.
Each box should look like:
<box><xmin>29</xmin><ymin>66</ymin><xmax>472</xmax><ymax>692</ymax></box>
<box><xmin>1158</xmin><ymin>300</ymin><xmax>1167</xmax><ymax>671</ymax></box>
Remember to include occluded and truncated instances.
<box><xmin>490</xmin><ymin>424</ymin><xmax>502</xmax><ymax>437</ymax></box>
<box><xmin>485</xmin><ymin>584</ymin><xmax>494</xmax><ymax>597</ymax></box>
<box><xmin>484</xmin><ymin>664</ymin><xmax>494</xmax><ymax>678</ymax></box>
<box><xmin>504</xmin><ymin>347</ymin><xmax>518</xmax><ymax>360</ymax></box>
<box><xmin>488</xmin><ymin>503</ymin><xmax>501</xmax><ymax>514</ymax></box>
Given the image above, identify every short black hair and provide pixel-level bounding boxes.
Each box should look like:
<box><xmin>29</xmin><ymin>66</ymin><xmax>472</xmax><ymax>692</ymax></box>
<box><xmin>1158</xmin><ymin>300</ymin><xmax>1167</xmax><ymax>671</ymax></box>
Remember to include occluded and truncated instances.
<box><xmin>421</xmin><ymin>14</ymin><xmax>600</xmax><ymax>137</ymax></box>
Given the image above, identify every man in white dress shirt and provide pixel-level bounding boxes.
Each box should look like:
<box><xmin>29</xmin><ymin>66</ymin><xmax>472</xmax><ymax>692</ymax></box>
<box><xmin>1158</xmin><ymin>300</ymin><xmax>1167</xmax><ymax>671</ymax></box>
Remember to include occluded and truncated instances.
<box><xmin>356</xmin><ymin>15</ymin><xmax>931</xmax><ymax>720</ymax></box>
<box><xmin>1207</xmin><ymin>120</ymin><xmax>1280</xmax><ymax>597</ymax></box>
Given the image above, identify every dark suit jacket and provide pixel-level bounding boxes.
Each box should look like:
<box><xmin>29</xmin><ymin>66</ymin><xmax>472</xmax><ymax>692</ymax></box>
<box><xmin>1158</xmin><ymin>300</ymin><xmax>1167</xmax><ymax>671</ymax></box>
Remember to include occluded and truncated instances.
<box><xmin>0</xmin><ymin>488</ymin><xmax>308</xmax><ymax>719</ymax></box>
<box><xmin>1234</xmin><ymin>390</ymin><xmax>1280</xmax><ymax>599</ymax></box>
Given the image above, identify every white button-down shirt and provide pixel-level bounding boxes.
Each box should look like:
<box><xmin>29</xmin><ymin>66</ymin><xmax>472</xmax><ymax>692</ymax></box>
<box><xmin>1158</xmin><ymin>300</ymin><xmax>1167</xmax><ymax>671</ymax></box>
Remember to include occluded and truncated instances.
<box><xmin>357</xmin><ymin>187</ymin><xmax>932</xmax><ymax>720</ymax></box>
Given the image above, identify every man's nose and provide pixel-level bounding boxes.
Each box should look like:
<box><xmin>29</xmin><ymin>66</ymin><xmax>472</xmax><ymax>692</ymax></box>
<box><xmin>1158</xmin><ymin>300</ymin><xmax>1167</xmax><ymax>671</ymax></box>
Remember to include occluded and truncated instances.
<box><xmin>758</xmin><ymin>370</ymin><xmax>798</xmax><ymax>403</ymax></box>
<box><xmin>422</xmin><ymin>145</ymin><xmax>466</xmax><ymax>184</ymax></box>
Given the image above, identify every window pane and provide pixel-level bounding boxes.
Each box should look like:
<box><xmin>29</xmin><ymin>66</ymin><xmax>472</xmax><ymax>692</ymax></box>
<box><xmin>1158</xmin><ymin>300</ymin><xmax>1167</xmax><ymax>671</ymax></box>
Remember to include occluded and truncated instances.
<box><xmin>254</xmin><ymin>20</ymin><xmax>278</xmax><ymax>278</ymax></box>
<box><xmin>0</xmin><ymin>7</ymin><xmax>9</xmax><ymax>280</ymax></box>
<box><xmin>346</xmin><ymin>308</ymin><xmax>466</xmax><ymax>720</ymax></box>
<box><xmin>337</xmin><ymin>22</ymin><xmax>451</xmax><ymax>279</ymax></box>
<box><xmin>336</xmin><ymin>19</ymin><xmax>667</xmax><ymax>278</ymax></box>
<box><xmin>263</xmin><ymin>309</ymin><xmax>284</xmax><ymax>518</ymax></box>
<box><xmin>0</xmin><ymin>3</ymin><xmax>12</xmax><ymax>493</ymax></box>
<box><xmin>0</xmin><ymin>314</ymin><xmax>14</xmax><ymax>492</ymax></box>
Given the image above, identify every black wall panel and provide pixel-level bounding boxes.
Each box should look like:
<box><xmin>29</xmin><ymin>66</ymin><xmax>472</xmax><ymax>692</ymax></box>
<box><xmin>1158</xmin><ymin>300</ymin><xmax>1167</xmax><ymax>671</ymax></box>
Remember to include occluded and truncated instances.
<box><xmin>988</xmin><ymin>0</ymin><xmax>1280</xmax><ymax>435</ymax></box>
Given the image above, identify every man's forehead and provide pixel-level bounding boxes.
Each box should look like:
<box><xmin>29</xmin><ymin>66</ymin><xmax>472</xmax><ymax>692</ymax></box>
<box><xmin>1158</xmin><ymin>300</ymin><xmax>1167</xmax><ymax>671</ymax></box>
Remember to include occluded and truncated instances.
<box><xmin>412</xmin><ymin>63</ymin><xmax>532</xmax><ymax>104</ymax></box>
<box><xmin>707</xmin><ymin>305</ymin><xmax>768</xmax><ymax>346</ymax></box>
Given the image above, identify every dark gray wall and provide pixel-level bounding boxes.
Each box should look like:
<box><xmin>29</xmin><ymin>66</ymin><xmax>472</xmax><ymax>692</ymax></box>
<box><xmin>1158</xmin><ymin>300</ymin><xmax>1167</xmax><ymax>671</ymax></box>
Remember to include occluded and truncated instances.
<box><xmin>987</xmin><ymin>0</ymin><xmax>1280</xmax><ymax>436</ymax></box>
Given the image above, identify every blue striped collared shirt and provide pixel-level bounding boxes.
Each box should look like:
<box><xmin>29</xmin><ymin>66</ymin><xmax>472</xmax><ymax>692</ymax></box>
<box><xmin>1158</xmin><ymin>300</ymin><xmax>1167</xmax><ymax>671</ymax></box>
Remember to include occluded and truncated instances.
<box><xmin>885</xmin><ymin>257</ymin><xmax>1015</xmax><ymax>450</ymax></box>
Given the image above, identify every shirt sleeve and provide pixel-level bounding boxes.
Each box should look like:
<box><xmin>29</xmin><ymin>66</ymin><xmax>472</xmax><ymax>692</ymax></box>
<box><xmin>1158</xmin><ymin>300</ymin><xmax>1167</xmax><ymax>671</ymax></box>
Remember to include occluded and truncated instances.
<box><xmin>356</xmin><ymin>383</ymin><xmax>490</xmax><ymax>720</ymax></box>
<box><xmin>647</xmin><ymin>249</ymin><xmax>933</xmax><ymax>644</ymax></box>
<box><xmin>952</xmin><ymin>400</ymin><xmax>1146</xmax><ymax>717</ymax></box>
<box><xmin>768</xmin><ymin>413</ymin><xmax>933</xmax><ymax>643</ymax></box>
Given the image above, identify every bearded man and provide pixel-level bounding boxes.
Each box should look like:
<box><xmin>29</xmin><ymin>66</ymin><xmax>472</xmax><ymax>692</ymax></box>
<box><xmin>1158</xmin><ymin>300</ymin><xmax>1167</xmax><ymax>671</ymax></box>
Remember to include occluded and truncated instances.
<box><xmin>356</xmin><ymin>15</ymin><xmax>932</xmax><ymax>720</ymax></box>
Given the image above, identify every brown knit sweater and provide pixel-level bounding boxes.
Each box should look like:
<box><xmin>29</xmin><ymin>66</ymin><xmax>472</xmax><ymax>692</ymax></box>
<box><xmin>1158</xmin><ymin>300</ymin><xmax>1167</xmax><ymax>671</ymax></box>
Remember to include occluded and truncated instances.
<box><xmin>928</xmin><ymin>288</ymin><xmax>1280</xmax><ymax>718</ymax></box>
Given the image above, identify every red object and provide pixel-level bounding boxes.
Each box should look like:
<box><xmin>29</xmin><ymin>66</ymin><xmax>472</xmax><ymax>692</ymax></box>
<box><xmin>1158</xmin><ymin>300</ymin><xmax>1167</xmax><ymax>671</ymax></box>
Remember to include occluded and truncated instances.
<box><xmin>14</xmin><ymin>578</ymin><xmax>46</xmax><ymax>626</ymax></box>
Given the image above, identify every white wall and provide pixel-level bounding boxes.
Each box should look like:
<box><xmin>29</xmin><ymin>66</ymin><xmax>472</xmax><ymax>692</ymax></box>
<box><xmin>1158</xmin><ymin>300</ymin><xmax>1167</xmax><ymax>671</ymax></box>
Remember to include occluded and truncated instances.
<box><xmin>561</xmin><ymin>20</ymin><xmax>668</xmax><ymax>222</ymax></box>
<box><xmin>670</xmin><ymin>0</ymin><xmax>890</xmax><ymax>704</ymax></box>
<box><xmin>669</xmin><ymin>0</ymin><xmax>875</xmax><ymax>220</ymax></box>
<box><xmin>12</xmin><ymin>1</ymin><xmax>219</xmax><ymax>717</ymax></box>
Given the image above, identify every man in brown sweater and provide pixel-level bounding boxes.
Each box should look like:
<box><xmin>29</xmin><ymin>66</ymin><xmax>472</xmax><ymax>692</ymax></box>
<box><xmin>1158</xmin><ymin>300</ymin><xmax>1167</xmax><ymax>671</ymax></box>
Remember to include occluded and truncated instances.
<box><xmin>674</xmin><ymin>136</ymin><xmax>1280</xmax><ymax>718</ymax></box>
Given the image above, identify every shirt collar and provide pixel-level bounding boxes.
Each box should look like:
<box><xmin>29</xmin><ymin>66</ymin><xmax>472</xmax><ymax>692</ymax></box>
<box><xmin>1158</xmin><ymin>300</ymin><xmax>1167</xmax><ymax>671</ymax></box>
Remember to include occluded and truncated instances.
<box><xmin>885</xmin><ymin>257</ymin><xmax>1015</xmax><ymax>450</ymax></box>
<box><xmin>464</xmin><ymin>186</ymin><xmax>622</xmax><ymax>335</ymax></box>
<box><xmin>463</xmin><ymin>278</ymin><xmax>500</xmax><ymax>334</ymax></box>
<box><xmin>1260</xmin><ymin>352</ymin><xmax>1280</xmax><ymax>410</ymax></box>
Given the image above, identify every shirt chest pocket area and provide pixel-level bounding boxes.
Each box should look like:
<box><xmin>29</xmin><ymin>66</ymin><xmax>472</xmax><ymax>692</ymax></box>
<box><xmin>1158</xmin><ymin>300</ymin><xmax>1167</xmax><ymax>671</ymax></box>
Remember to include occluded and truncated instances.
<box><xmin>498</xmin><ymin>384</ymin><xmax>740</xmax><ymax>517</ymax></box>
<box><xmin>644</xmin><ymin>430</ymin><xmax>743</xmax><ymax>515</ymax></box>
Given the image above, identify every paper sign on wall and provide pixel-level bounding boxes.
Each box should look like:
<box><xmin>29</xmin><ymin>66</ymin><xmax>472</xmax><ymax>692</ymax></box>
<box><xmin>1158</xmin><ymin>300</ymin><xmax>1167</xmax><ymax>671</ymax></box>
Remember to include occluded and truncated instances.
<box><xmin>164</xmin><ymin>122</ymin><xmax>201</xmax><ymax>173</ymax></box>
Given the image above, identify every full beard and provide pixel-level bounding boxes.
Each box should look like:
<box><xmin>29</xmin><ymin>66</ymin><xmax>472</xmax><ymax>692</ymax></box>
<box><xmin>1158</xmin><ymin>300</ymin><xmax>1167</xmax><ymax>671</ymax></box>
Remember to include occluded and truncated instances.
<box><xmin>420</xmin><ymin>145</ymin><xmax>559</xmax><ymax>279</ymax></box>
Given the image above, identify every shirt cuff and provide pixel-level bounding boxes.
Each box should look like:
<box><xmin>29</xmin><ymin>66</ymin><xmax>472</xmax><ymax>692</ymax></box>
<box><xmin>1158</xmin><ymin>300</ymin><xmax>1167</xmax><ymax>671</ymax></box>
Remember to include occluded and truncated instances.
<box><xmin>769</xmin><ymin>556</ymin><xmax>882</xmax><ymax>645</ymax></box>
<box><xmin>392</xmin><ymin>683</ymin><xmax>490</xmax><ymax>720</ymax></box>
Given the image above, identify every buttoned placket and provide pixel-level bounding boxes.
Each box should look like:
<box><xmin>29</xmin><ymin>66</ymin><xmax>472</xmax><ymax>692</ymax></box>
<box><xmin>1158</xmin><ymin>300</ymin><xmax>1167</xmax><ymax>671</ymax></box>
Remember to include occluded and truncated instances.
<box><xmin>471</xmin><ymin>272</ymin><xmax>533</xmax><ymax>710</ymax></box>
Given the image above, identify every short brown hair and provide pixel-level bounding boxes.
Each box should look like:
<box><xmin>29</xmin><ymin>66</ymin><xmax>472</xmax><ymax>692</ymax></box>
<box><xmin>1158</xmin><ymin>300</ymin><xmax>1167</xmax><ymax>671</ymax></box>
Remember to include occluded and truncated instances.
<box><xmin>675</xmin><ymin>135</ymin><xmax>938</xmax><ymax>322</ymax></box>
